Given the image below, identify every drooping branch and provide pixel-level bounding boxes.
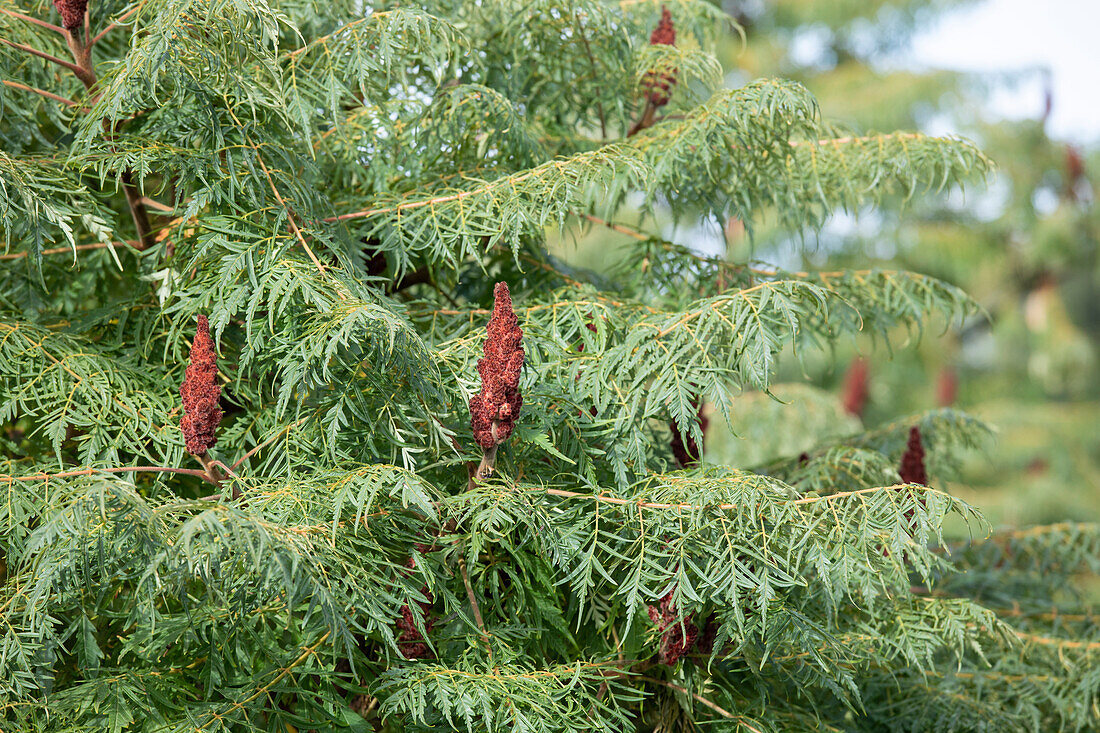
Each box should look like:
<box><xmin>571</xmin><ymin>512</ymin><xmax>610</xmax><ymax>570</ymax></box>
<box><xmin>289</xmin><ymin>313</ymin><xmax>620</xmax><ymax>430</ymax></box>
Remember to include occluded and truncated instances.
<box><xmin>543</xmin><ymin>482</ymin><xmax>949</xmax><ymax>511</ymax></box>
<box><xmin>49</xmin><ymin>20</ymin><xmax>156</xmax><ymax>249</ymax></box>
<box><xmin>458</xmin><ymin>555</ymin><xmax>491</xmax><ymax>656</ymax></box>
<box><xmin>0</xmin><ymin>79</ymin><xmax>77</xmax><ymax>107</ymax></box>
<box><xmin>0</xmin><ymin>240</ymin><xmax>136</xmax><ymax>260</ymax></box>
<box><xmin>0</xmin><ymin>37</ymin><xmax>86</xmax><ymax>77</ymax></box>
<box><xmin>0</xmin><ymin>7</ymin><xmax>66</xmax><ymax>35</ymax></box>
<box><xmin>89</xmin><ymin>4</ymin><xmax>140</xmax><ymax>46</ymax></box>
<box><xmin>323</xmin><ymin>133</ymin><xmax>939</xmax><ymax>226</ymax></box>
<box><xmin>628</xmin><ymin>6</ymin><xmax>678</xmax><ymax>137</ymax></box>
<box><xmin>0</xmin><ymin>465</ymin><xmax>216</xmax><ymax>483</ymax></box>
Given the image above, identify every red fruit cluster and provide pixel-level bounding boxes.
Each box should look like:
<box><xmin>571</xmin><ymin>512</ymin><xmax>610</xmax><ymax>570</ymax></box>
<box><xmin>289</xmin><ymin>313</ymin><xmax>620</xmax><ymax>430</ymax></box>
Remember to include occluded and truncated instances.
<box><xmin>936</xmin><ymin>367</ymin><xmax>958</xmax><ymax>407</ymax></box>
<box><xmin>1065</xmin><ymin>145</ymin><xmax>1086</xmax><ymax>200</ymax></box>
<box><xmin>396</xmin><ymin>554</ymin><xmax>435</xmax><ymax>659</ymax></box>
<box><xmin>647</xmin><ymin>589</ymin><xmax>698</xmax><ymax>665</ymax></box>
<box><xmin>51</xmin><ymin>0</ymin><xmax>87</xmax><ymax>30</ymax></box>
<box><xmin>669</xmin><ymin>396</ymin><xmax>707</xmax><ymax>468</ymax></box>
<box><xmin>179</xmin><ymin>315</ymin><xmax>222</xmax><ymax>457</ymax></box>
<box><xmin>898</xmin><ymin>426</ymin><xmax>928</xmax><ymax>486</ymax></box>
<box><xmin>841</xmin><ymin>357</ymin><xmax>870</xmax><ymax>418</ymax></box>
<box><xmin>470</xmin><ymin>283</ymin><xmax>524</xmax><ymax>451</ymax></box>
<box><xmin>642</xmin><ymin>6</ymin><xmax>678</xmax><ymax>107</ymax></box>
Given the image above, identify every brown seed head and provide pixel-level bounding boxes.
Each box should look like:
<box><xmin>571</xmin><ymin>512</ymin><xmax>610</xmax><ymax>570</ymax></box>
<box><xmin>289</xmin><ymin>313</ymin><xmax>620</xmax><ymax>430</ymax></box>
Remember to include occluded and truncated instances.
<box><xmin>936</xmin><ymin>367</ymin><xmax>958</xmax><ymax>407</ymax></box>
<box><xmin>395</xmin><ymin>551</ymin><xmax>435</xmax><ymax>659</ymax></box>
<box><xmin>899</xmin><ymin>426</ymin><xmax>928</xmax><ymax>486</ymax></box>
<box><xmin>470</xmin><ymin>282</ymin><xmax>524</xmax><ymax>451</ymax></box>
<box><xmin>179</xmin><ymin>315</ymin><xmax>222</xmax><ymax>457</ymax></box>
<box><xmin>647</xmin><ymin>588</ymin><xmax>698</xmax><ymax>665</ymax></box>
<box><xmin>841</xmin><ymin>357</ymin><xmax>870</xmax><ymax>418</ymax></box>
<box><xmin>649</xmin><ymin>6</ymin><xmax>676</xmax><ymax>46</ymax></box>
<box><xmin>642</xmin><ymin>6</ymin><xmax>678</xmax><ymax>107</ymax></box>
<box><xmin>51</xmin><ymin>0</ymin><xmax>87</xmax><ymax>30</ymax></box>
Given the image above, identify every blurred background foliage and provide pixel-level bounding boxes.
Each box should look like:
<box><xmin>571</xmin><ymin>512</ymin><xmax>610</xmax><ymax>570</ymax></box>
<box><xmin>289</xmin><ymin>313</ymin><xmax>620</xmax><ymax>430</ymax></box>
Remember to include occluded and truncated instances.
<box><xmin>551</xmin><ymin>0</ymin><xmax>1099</xmax><ymax>528</ymax></box>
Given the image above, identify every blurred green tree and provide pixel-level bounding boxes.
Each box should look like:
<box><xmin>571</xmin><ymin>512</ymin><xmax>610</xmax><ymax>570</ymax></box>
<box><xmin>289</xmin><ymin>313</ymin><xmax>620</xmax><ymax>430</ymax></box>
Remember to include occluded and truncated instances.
<box><xmin>0</xmin><ymin>0</ymin><xmax>1097</xmax><ymax>730</ymax></box>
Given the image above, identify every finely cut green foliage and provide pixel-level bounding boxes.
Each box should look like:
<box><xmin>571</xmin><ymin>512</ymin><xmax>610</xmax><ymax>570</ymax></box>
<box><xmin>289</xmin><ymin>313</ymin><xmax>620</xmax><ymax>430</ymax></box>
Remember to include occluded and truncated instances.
<box><xmin>0</xmin><ymin>0</ymin><xmax>1096</xmax><ymax>731</ymax></box>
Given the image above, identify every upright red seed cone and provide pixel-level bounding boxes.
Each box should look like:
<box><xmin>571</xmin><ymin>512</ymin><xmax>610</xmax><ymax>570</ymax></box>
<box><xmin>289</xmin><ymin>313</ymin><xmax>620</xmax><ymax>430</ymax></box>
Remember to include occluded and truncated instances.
<box><xmin>650</xmin><ymin>5</ymin><xmax>675</xmax><ymax>45</ymax></box>
<box><xmin>52</xmin><ymin>0</ymin><xmax>88</xmax><ymax>30</ymax></box>
<box><xmin>642</xmin><ymin>6</ymin><xmax>678</xmax><ymax>108</ymax></box>
<box><xmin>179</xmin><ymin>315</ymin><xmax>222</xmax><ymax>457</ymax></box>
<box><xmin>647</xmin><ymin>589</ymin><xmax>698</xmax><ymax>665</ymax></box>
<box><xmin>841</xmin><ymin>357</ymin><xmax>870</xmax><ymax>418</ymax></box>
<box><xmin>469</xmin><ymin>283</ymin><xmax>524</xmax><ymax>473</ymax></box>
<box><xmin>395</xmin><ymin>555</ymin><xmax>435</xmax><ymax>659</ymax></box>
<box><xmin>936</xmin><ymin>367</ymin><xmax>958</xmax><ymax>407</ymax></box>
<box><xmin>896</xmin><ymin>426</ymin><xmax>930</xmax><ymax>543</ymax></box>
<box><xmin>899</xmin><ymin>426</ymin><xmax>928</xmax><ymax>486</ymax></box>
<box><xmin>1065</xmin><ymin>145</ymin><xmax>1086</xmax><ymax>201</ymax></box>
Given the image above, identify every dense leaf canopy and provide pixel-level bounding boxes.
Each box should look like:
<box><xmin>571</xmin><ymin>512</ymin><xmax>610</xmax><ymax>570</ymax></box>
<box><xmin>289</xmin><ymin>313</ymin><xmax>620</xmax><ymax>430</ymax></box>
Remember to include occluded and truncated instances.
<box><xmin>0</xmin><ymin>0</ymin><xmax>1096</xmax><ymax>731</ymax></box>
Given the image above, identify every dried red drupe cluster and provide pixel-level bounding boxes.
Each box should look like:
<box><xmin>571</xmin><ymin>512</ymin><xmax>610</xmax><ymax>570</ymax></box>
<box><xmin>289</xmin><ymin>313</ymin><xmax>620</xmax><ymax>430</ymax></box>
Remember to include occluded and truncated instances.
<box><xmin>179</xmin><ymin>315</ymin><xmax>223</xmax><ymax>457</ymax></box>
<box><xmin>841</xmin><ymin>357</ymin><xmax>870</xmax><ymax>418</ymax></box>
<box><xmin>1065</xmin><ymin>145</ymin><xmax>1086</xmax><ymax>200</ymax></box>
<box><xmin>936</xmin><ymin>367</ymin><xmax>958</xmax><ymax>407</ymax></box>
<box><xmin>897</xmin><ymin>425</ymin><xmax>930</xmax><ymax>537</ymax></box>
<box><xmin>648</xmin><ymin>589</ymin><xmax>697</xmax><ymax>665</ymax></box>
<box><xmin>469</xmin><ymin>282</ymin><xmax>524</xmax><ymax>452</ymax></box>
<box><xmin>51</xmin><ymin>0</ymin><xmax>88</xmax><ymax>30</ymax></box>
<box><xmin>395</xmin><ymin>553</ymin><xmax>435</xmax><ymax>659</ymax></box>
<box><xmin>669</xmin><ymin>396</ymin><xmax>707</xmax><ymax>468</ymax></box>
<box><xmin>899</xmin><ymin>426</ymin><xmax>928</xmax><ymax>486</ymax></box>
<box><xmin>647</xmin><ymin>589</ymin><xmax>719</xmax><ymax>665</ymax></box>
<box><xmin>641</xmin><ymin>6</ymin><xmax>678</xmax><ymax>108</ymax></box>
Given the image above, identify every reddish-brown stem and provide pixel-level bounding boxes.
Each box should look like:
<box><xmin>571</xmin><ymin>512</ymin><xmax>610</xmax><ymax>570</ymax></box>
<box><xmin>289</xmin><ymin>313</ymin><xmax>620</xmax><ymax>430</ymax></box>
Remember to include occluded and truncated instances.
<box><xmin>89</xmin><ymin>4</ymin><xmax>140</xmax><ymax>46</ymax></box>
<box><xmin>1</xmin><ymin>79</ymin><xmax>77</xmax><ymax>106</ymax></box>
<box><xmin>573</xmin><ymin>12</ymin><xmax>606</xmax><ymax>140</ymax></box>
<box><xmin>252</xmin><ymin>149</ymin><xmax>326</xmax><ymax>275</ymax></box>
<box><xmin>0</xmin><ymin>37</ymin><xmax>86</xmax><ymax>76</ymax></box>
<box><xmin>120</xmin><ymin>171</ymin><xmax>155</xmax><ymax>248</ymax></box>
<box><xmin>58</xmin><ymin>29</ymin><xmax>155</xmax><ymax>250</ymax></box>
<box><xmin>230</xmin><ymin>417</ymin><xmax>309</xmax><ymax>471</ymax></box>
<box><xmin>196</xmin><ymin>453</ymin><xmax>239</xmax><ymax>499</ymax></box>
<box><xmin>626</xmin><ymin>99</ymin><xmax>658</xmax><ymax>137</ymax></box>
<box><xmin>1</xmin><ymin>465</ymin><xmax>213</xmax><ymax>483</ymax></box>
<box><xmin>458</xmin><ymin>555</ymin><xmax>491</xmax><ymax>657</ymax></box>
<box><xmin>636</xmin><ymin>677</ymin><xmax>744</xmax><ymax>724</ymax></box>
<box><xmin>0</xmin><ymin>8</ymin><xmax>66</xmax><ymax>34</ymax></box>
<box><xmin>0</xmin><ymin>240</ymin><xmax>138</xmax><ymax>260</ymax></box>
<box><xmin>474</xmin><ymin>445</ymin><xmax>497</xmax><ymax>482</ymax></box>
<box><xmin>137</xmin><ymin>196</ymin><xmax>173</xmax><ymax>212</ymax></box>
<box><xmin>63</xmin><ymin>32</ymin><xmax>95</xmax><ymax>85</ymax></box>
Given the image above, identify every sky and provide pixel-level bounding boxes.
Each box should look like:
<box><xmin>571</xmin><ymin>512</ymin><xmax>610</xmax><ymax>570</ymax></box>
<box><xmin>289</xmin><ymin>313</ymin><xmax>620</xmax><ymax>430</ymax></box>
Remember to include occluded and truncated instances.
<box><xmin>904</xmin><ymin>0</ymin><xmax>1100</xmax><ymax>145</ymax></box>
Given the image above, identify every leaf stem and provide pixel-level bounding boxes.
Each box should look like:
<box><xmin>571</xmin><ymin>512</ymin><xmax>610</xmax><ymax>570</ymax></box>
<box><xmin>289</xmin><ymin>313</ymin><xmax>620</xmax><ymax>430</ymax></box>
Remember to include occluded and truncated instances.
<box><xmin>230</xmin><ymin>416</ymin><xmax>309</xmax><ymax>471</ymax></box>
<box><xmin>458</xmin><ymin>555</ymin><xmax>491</xmax><ymax>657</ymax></box>
<box><xmin>1</xmin><ymin>465</ymin><xmax>213</xmax><ymax>482</ymax></box>
<box><xmin>637</xmin><ymin>676</ymin><xmax>758</xmax><ymax>729</ymax></box>
<box><xmin>89</xmin><ymin>4</ymin><xmax>140</xmax><ymax>46</ymax></box>
<box><xmin>0</xmin><ymin>8</ymin><xmax>66</xmax><ymax>34</ymax></box>
<box><xmin>0</xmin><ymin>79</ymin><xmax>77</xmax><ymax>106</ymax></box>
<box><xmin>59</xmin><ymin>28</ymin><xmax>155</xmax><ymax>250</ymax></box>
<box><xmin>0</xmin><ymin>37</ymin><xmax>85</xmax><ymax>76</ymax></box>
